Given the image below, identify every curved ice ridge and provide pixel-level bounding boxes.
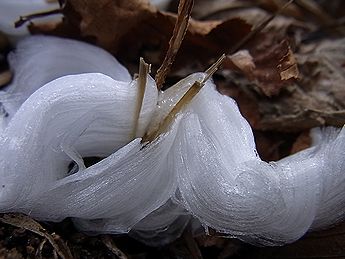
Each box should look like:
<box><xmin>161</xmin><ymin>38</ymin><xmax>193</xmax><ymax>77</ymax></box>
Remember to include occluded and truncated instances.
<box><xmin>0</xmin><ymin>35</ymin><xmax>345</xmax><ymax>246</ymax></box>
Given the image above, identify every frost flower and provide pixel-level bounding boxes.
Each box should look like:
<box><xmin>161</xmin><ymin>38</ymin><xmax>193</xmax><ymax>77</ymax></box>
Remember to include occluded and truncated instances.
<box><xmin>0</xmin><ymin>36</ymin><xmax>345</xmax><ymax>246</ymax></box>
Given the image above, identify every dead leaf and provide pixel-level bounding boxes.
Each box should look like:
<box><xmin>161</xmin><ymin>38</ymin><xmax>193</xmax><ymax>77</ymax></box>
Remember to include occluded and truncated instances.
<box><xmin>278</xmin><ymin>47</ymin><xmax>299</xmax><ymax>80</ymax></box>
<box><xmin>224</xmin><ymin>39</ymin><xmax>299</xmax><ymax>96</ymax></box>
<box><xmin>249</xmin><ymin>39</ymin><xmax>299</xmax><ymax>96</ymax></box>
<box><xmin>29</xmin><ymin>0</ymin><xmax>252</xmax><ymax>76</ymax></box>
<box><xmin>259</xmin><ymin>38</ymin><xmax>345</xmax><ymax>131</ymax></box>
<box><xmin>115</xmin><ymin>14</ymin><xmax>252</xmax><ymax>77</ymax></box>
<box><xmin>226</xmin><ymin>50</ymin><xmax>256</xmax><ymax>75</ymax></box>
<box><xmin>0</xmin><ymin>213</ymin><xmax>73</xmax><ymax>259</ymax></box>
<box><xmin>63</xmin><ymin>0</ymin><xmax>156</xmax><ymax>50</ymax></box>
<box><xmin>222</xmin><ymin>38</ymin><xmax>345</xmax><ymax>132</ymax></box>
<box><xmin>291</xmin><ymin>130</ymin><xmax>311</xmax><ymax>154</ymax></box>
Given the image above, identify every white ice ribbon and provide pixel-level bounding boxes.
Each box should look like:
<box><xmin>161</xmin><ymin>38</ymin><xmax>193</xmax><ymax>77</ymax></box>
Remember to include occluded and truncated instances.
<box><xmin>0</xmin><ymin>35</ymin><xmax>344</xmax><ymax>246</ymax></box>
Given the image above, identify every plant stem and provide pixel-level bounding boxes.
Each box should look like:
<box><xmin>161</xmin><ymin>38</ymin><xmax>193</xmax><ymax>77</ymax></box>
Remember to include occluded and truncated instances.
<box><xmin>131</xmin><ymin>58</ymin><xmax>150</xmax><ymax>139</ymax></box>
<box><xmin>142</xmin><ymin>54</ymin><xmax>225</xmax><ymax>143</ymax></box>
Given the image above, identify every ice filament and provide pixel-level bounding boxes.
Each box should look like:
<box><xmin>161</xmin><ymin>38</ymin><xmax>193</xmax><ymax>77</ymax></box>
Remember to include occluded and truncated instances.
<box><xmin>0</xmin><ymin>36</ymin><xmax>344</xmax><ymax>247</ymax></box>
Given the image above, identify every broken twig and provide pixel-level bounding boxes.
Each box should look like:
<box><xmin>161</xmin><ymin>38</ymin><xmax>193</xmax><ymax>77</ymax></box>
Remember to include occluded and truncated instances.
<box><xmin>155</xmin><ymin>0</ymin><xmax>194</xmax><ymax>89</ymax></box>
<box><xmin>0</xmin><ymin>213</ymin><xmax>73</xmax><ymax>259</ymax></box>
<box><xmin>229</xmin><ymin>0</ymin><xmax>294</xmax><ymax>54</ymax></box>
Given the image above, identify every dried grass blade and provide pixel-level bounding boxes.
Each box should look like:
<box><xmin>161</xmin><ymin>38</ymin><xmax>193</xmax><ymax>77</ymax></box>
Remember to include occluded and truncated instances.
<box><xmin>155</xmin><ymin>0</ymin><xmax>194</xmax><ymax>89</ymax></box>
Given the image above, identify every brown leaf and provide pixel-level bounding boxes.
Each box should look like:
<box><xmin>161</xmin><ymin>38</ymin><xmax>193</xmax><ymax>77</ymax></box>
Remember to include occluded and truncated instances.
<box><xmin>225</xmin><ymin>50</ymin><xmax>255</xmax><ymax>75</ymax></box>
<box><xmin>278</xmin><ymin>47</ymin><xmax>299</xmax><ymax>80</ymax></box>
<box><xmin>224</xmin><ymin>39</ymin><xmax>299</xmax><ymax>96</ymax></box>
<box><xmin>64</xmin><ymin>0</ymin><xmax>156</xmax><ymax>50</ymax></box>
<box><xmin>224</xmin><ymin>38</ymin><xmax>345</xmax><ymax>132</ymax></box>
<box><xmin>260</xmin><ymin>38</ymin><xmax>345</xmax><ymax>131</ymax></box>
<box><xmin>252</xmin><ymin>39</ymin><xmax>298</xmax><ymax>96</ymax></box>
<box><xmin>290</xmin><ymin>130</ymin><xmax>312</xmax><ymax>154</ymax></box>
<box><xmin>29</xmin><ymin>0</ymin><xmax>252</xmax><ymax>76</ymax></box>
<box><xmin>0</xmin><ymin>213</ymin><xmax>73</xmax><ymax>259</ymax></box>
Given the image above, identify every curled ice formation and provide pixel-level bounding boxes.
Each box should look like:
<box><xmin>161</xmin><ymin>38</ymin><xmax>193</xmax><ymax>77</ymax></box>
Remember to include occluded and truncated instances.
<box><xmin>0</xmin><ymin>71</ymin><xmax>180</xmax><ymax>233</ymax></box>
<box><xmin>170</xmin><ymin>79</ymin><xmax>319</xmax><ymax>245</ymax></box>
<box><xmin>1</xmin><ymin>35</ymin><xmax>131</xmax><ymax>127</ymax></box>
<box><xmin>0</xmin><ymin>35</ymin><xmax>345</xmax><ymax>247</ymax></box>
<box><xmin>163</xmin><ymin>74</ymin><xmax>344</xmax><ymax>245</ymax></box>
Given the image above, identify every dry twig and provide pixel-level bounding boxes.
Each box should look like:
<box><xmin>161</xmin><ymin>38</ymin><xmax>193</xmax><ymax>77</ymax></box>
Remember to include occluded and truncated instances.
<box><xmin>0</xmin><ymin>213</ymin><xmax>73</xmax><ymax>259</ymax></box>
<box><xmin>229</xmin><ymin>0</ymin><xmax>294</xmax><ymax>54</ymax></box>
<box><xmin>101</xmin><ymin>235</ymin><xmax>127</xmax><ymax>259</ymax></box>
<box><xmin>155</xmin><ymin>0</ymin><xmax>194</xmax><ymax>89</ymax></box>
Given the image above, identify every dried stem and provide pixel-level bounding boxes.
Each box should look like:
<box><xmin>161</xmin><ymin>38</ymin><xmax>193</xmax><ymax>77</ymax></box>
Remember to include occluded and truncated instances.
<box><xmin>0</xmin><ymin>213</ymin><xmax>73</xmax><ymax>259</ymax></box>
<box><xmin>101</xmin><ymin>235</ymin><xmax>128</xmax><ymax>259</ymax></box>
<box><xmin>143</xmin><ymin>54</ymin><xmax>225</xmax><ymax>143</ymax></box>
<box><xmin>155</xmin><ymin>0</ymin><xmax>194</xmax><ymax>89</ymax></box>
<box><xmin>294</xmin><ymin>0</ymin><xmax>333</xmax><ymax>25</ymax></box>
<box><xmin>294</xmin><ymin>0</ymin><xmax>345</xmax><ymax>35</ymax></box>
<box><xmin>15</xmin><ymin>8</ymin><xmax>63</xmax><ymax>28</ymax></box>
<box><xmin>131</xmin><ymin>58</ymin><xmax>150</xmax><ymax>139</ymax></box>
<box><xmin>229</xmin><ymin>0</ymin><xmax>294</xmax><ymax>54</ymax></box>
